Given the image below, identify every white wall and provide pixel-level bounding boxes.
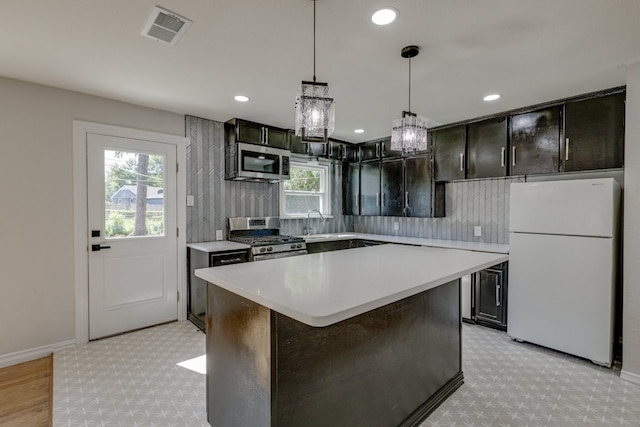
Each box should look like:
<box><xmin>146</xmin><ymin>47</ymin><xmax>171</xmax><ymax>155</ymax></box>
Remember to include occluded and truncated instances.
<box><xmin>0</xmin><ymin>77</ymin><xmax>184</xmax><ymax>361</ymax></box>
<box><xmin>623</xmin><ymin>62</ymin><xmax>640</xmax><ymax>381</ymax></box>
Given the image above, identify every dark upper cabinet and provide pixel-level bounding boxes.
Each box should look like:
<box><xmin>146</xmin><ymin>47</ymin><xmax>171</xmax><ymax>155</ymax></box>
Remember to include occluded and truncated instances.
<box><xmin>342</xmin><ymin>143</ymin><xmax>359</xmax><ymax>163</ymax></box>
<box><xmin>563</xmin><ymin>92</ymin><xmax>625</xmax><ymax>172</ymax></box>
<box><xmin>474</xmin><ymin>262</ymin><xmax>508</xmax><ymax>331</ymax></box>
<box><xmin>308</xmin><ymin>142</ymin><xmax>327</xmax><ymax>158</ymax></box>
<box><xmin>228</xmin><ymin>118</ymin><xmax>289</xmax><ymax>149</ymax></box>
<box><xmin>467</xmin><ymin>117</ymin><xmax>508</xmax><ymax>179</ymax></box>
<box><xmin>510</xmin><ymin>107</ymin><xmax>561</xmax><ymax>175</ymax></box>
<box><xmin>381</xmin><ymin>137</ymin><xmax>403</xmax><ymax>159</ymax></box>
<box><xmin>343</xmin><ymin>163</ymin><xmax>360</xmax><ymax>215</ymax></box>
<box><xmin>359</xmin><ymin>140</ymin><xmax>382</xmax><ymax>162</ymax></box>
<box><xmin>289</xmin><ymin>131</ymin><xmax>307</xmax><ymax>155</ymax></box>
<box><xmin>381</xmin><ymin>159</ymin><xmax>404</xmax><ymax>216</ymax></box>
<box><xmin>328</xmin><ymin>140</ymin><xmax>344</xmax><ymax>160</ymax></box>
<box><xmin>405</xmin><ymin>156</ymin><xmax>434</xmax><ymax>218</ymax></box>
<box><xmin>360</xmin><ymin>162</ymin><xmax>381</xmax><ymax>216</ymax></box>
<box><xmin>433</xmin><ymin>125</ymin><xmax>466</xmax><ymax>182</ymax></box>
<box><xmin>290</xmin><ymin>131</ymin><xmax>329</xmax><ymax>158</ymax></box>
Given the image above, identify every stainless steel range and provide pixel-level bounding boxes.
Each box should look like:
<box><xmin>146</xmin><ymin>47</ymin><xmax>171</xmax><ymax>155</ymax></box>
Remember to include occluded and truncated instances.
<box><xmin>228</xmin><ymin>216</ymin><xmax>307</xmax><ymax>261</ymax></box>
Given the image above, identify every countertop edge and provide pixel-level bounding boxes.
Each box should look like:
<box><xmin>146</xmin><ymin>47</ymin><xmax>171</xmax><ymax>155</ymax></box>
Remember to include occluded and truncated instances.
<box><xmin>195</xmin><ymin>247</ymin><xmax>508</xmax><ymax>327</ymax></box>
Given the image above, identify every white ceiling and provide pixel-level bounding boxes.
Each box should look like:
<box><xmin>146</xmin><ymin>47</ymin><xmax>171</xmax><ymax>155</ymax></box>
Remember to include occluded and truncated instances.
<box><xmin>2</xmin><ymin>0</ymin><xmax>639</xmax><ymax>143</ymax></box>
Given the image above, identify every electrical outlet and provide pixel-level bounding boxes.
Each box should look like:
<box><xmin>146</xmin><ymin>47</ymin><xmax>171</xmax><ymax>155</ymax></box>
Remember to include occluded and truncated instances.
<box><xmin>474</xmin><ymin>226</ymin><xmax>482</xmax><ymax>237</ymax></box>
<box><xmin>393</xmin><ymin>222</ymin><xmax>399</xmax><ymax>231</ymax></box>
<box><xmin>216</xmin><ymin>230</ymin><xmax>223</xmax><ymax>241</ymax></box>
<box><xmin>186</xmin><ymin>195</ymin><xmax>195</xmax><ymax>206</ymax></box>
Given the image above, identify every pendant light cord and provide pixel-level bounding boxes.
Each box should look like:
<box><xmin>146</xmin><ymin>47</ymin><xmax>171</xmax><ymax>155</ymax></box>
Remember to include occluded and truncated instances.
<box><xmin>408</xmin><ymin>57</ymin><xmax>412</xmax><ymax>113</ymax></box>
<box><xmin>313</xmin><ymin>0</ymin><xmax>317</xmax><ymax>83</ymax></box>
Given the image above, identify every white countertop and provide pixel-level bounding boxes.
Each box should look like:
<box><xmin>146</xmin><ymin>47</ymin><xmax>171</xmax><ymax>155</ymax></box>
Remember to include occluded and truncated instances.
<box><xmin>195</xmin><ymin>244</ymin><xmax>508</xmax><ymax>327</ymax></box>
<box><xmin>187</xmin><ymin>241</ymin><xmax>250</xmax><ymax>252</ymax></box>
<box><xmin>300</xmin><ymin>232</ymin><xmax>509</xmax><ymax>254</ymax></box>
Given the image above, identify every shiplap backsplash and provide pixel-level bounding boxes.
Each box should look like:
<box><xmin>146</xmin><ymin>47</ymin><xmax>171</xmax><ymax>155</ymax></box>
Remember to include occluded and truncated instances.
<box><xmin>185</xmin><ymin>116</ymin><xmax>350</xmax><ymax>242</ymax></box>
<box><xmin>186</xmin><ymin>115</ymin><xmax>519</xmax><ymax>244</ymax></box>
<box><xmin>351</xmin><ymin>176</ymin><xmax>524</xmax><ymax>244</ymax></box>
<box><xmin>185</xmin><ymin>116</ymin><xmax>279</xmax><ymax>242</ymax></box>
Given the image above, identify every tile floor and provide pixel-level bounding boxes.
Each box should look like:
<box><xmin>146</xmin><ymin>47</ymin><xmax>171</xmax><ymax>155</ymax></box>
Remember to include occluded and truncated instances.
<box><xmin>53</xmin><ymin>321</ymin><xmax>640</xmax><ymax>426</ymax></box>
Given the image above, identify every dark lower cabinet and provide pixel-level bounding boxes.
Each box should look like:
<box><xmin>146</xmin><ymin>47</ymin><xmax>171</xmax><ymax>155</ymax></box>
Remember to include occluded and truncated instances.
<box><xmin>360</xmin><ymin>162</ymin><xmax>381</xmax><ymax>216</ymax></box>
<box><xmin>187</xmin><ymin>247</ymin><xmax>249</xmax><ymax>331</ymax></box>
<box><xmin>563</xmin><ymin>92</ymin><xmax>625</xmax><ymax>171</ymax></box>
<box><xmin>467</xmin><ymin>116</ymin><xmax>508</xmax><ymax>179</ymax></box>
<box><xmin>474</xmin><ymin>262</ymin><xmax>508</xmax><ymax>331</ymax></box>
<box><xmin>510</xmin><ymin>106</ymin><xmax>561</xmax><ymax>175</ymax></box>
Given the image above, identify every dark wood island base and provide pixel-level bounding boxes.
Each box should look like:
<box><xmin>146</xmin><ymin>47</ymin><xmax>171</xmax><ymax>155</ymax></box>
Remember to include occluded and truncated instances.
<box><xmin>206</xmin><ymin>278</ymin><xmax>462</xmax><ymax>427</ymax></box>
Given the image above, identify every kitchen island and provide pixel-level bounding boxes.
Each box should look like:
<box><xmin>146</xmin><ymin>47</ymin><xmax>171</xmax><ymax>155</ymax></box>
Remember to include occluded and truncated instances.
<box><xmin>195</xmin><ymin>244</ymin><xmax>508</xmax><ymax>427</ymax></box>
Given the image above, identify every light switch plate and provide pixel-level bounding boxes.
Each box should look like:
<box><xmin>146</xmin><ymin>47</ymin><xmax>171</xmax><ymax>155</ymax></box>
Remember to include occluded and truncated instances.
<box><xmin>216</xmin><ymin>230</ymin><xmax>223</xmax><ymax>241</ymax></box>
<box><xmin>474</xmin><ymin>226</ymin><xmax>482</xmax><ymax>237</ymax></box>
<box><xmin>186</xmin><ymin>195</ymin><xmax>195</xmax><ymax>206</ymax></box>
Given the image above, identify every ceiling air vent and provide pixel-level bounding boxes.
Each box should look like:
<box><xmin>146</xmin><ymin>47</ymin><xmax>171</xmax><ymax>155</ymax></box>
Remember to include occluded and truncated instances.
<box><xmin>141</xmin><ymin>6</ymin><xmax>192</xmax><ymax>46</ymax></box>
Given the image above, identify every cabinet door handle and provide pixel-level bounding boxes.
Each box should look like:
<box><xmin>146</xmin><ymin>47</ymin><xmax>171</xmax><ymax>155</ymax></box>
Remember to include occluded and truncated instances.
<box><xmin>265</xmin><ymin>128</ymin><xmax>269</xmax><ymax>145</ymax></box>
<box><xmin>565</xmin><ymin>138</ymin><xmax>570</xmax><ymax>161</ymax></box>
<box><xmin>376</xmin><ymin>143</ymin><xmax>380</xmax><ymax>158</ymax></box>
<box><xmin>405</xmin><ymin>191</ymin><xmax>409</xmax><ymax>206</ymax></box>
<box><xmin>496</xmin><ymin>284</ymin><xmax>501</xmax><ymax>307</ymax></box>
<box><xmin>501</xmin><ymin>147</ymin><xmax>505</xmax><ymax>167</ymax></box>
<box><xmin>512</xmin><ymin>146</ymin><xmax>516</xmax><ymax>167</ymax></box>
<box><xmin>382</xmin><ymin>143</ymin><xmax>386</xmax><ymax>157</ymax></box>
<box><xmin>376</xmin><ymin>192</ymin><xmax>380</xmax><ymax>207</ymax></box>
<box><xmin>329</xmin><ymin>143</ymin><xmax>333</xmax><ymax>157</ymax></box>
<box><xmin>460</xmin><ymin>152</ymin><xmax>464</xmax><ymax>171</ymax></box>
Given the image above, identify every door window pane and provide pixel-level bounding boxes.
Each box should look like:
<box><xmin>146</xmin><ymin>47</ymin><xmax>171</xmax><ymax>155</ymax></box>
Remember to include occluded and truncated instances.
<box><xmin>104</xmin><ymin>150</ymin><xmax>165</xmax><ymax>238</ymax></box>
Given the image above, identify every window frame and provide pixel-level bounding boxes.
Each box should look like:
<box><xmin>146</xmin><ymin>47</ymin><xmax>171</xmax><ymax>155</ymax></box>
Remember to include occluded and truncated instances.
<box><xmin>279</xmin><ymin>159</ymin><xmax>332</xmax><ymax>219</ymax></box>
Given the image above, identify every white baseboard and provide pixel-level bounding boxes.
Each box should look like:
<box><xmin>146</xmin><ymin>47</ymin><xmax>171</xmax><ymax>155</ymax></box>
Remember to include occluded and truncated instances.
<box><xmin>0</xmin><ymin>339</ymin><xmax>76</xmax><ymax>369</ymax></box>
<box><xmin>620</xmin><ymin>369</ymin><xmax>640</xmax><ymax>386</ymax></box>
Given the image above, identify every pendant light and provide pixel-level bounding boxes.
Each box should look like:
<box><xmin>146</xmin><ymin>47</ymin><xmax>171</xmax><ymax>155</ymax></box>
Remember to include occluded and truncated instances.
<box><xmin>391</xmin><ymin>45</ymin><xmax>428</xmax><ymax>154</ymax></box>
<box><xmin>295</xmin><ymin>0</ymin><xmax>335</xmax><ymax>144</ymax></box>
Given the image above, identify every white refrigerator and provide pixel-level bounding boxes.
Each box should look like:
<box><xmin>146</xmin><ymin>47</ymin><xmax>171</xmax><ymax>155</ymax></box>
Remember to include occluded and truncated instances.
<box><xmin>508</xmin><ymin>178</ymin><xmax>620</xmax><ymax>366</ymax></box>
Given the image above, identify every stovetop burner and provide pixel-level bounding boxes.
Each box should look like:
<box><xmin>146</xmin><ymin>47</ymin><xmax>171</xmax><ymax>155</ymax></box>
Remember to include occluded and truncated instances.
<box><xmin>230</xmin><ymin>234</ymin><xmax>304</xmax><ymax>246</ymax></box>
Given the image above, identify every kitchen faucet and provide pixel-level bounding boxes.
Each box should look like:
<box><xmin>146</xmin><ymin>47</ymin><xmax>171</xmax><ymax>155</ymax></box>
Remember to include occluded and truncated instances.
<box><xmin>306</xmin><ymin>209</ymin><xmax>325</xmax><ymax>235</ymax></box>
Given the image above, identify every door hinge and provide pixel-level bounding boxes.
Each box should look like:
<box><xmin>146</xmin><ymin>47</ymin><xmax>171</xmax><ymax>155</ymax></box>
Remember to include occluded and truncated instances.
<box><xmin>177</xmin><ymin>291</ymin><xmax>180</xmax><ymax>302</ymax></box>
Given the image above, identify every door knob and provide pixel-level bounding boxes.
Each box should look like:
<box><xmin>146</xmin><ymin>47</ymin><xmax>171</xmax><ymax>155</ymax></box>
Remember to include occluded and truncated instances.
<box><xmin>91</xmin><ymin>244</ymin><xmax>111</xmax><ymax>252</ymax></box>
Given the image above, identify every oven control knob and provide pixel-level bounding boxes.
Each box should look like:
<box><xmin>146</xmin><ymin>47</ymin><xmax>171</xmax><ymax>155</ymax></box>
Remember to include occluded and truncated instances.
<box><xmin>295</xmin><ymin>244</ymin><xmax>301</xmax><ymax>249</ymax></box>
<box><xmin>260</xmin><ymin>247</ymin><xmax>266</xmax><ymax>253</ymax></box>
<box><xmin>267</xmin><ymin>247</ymin><xmax>273</xmax><ymax>252</ymax></box>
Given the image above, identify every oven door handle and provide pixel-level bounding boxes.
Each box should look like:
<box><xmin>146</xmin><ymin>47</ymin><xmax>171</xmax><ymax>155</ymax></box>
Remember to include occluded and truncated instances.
<box><xmin>253</xmin><ymin>249</ymin><xmax>308</xmax><ymax>261</ymax></box>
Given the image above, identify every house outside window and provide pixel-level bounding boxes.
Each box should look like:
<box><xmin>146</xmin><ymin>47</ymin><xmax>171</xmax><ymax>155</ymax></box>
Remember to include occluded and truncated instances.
<box><xmin>280</xmin><ymin>161</ymin><xmax>331</xmax><ymax>218</ymax></box>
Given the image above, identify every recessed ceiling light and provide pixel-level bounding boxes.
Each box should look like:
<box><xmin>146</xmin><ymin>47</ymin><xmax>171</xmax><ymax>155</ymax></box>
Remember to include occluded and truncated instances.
<box><xmin>354</xmin><ymin>129</ymin><xmax>365</xmax><ymax>134</ymax></box>
<box><xmin>234</xmin><ymin>95</ymin><xmax>250</xmax><ymax>102</ymax></box>
<box><xmin>371</xmin><ymin>8</ymin><xmax>398</xmax><ymax>25</ymax></box>
<box><xmin>483</xmin><ymin>94</ymin><xmax>501</xmax><ymax>101</ymax></box>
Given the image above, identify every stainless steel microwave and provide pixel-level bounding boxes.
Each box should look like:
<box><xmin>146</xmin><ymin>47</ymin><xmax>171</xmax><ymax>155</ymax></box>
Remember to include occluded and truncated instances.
<box><xmin>225</xmin><ymin>142</ymin><xmax>290</xmax><ymax>182</ymax></box>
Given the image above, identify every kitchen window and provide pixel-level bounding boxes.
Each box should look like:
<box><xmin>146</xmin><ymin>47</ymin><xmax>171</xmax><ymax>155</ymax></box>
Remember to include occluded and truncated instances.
<box><xmin>280</xmin><ymin>161</ymin><xmax>331</xmax><ymax>218</ymax></box>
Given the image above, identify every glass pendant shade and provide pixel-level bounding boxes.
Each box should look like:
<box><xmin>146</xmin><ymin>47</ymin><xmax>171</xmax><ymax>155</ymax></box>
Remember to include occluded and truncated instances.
<box><xmin>295</xmin><ymin>81</ymin><xmax>335</xmax><ymax>143</ymax></box>
<box><xmin>391</xmin><ymin>111</ymin><xmax>428</xmax><ymax>154</ymax></box>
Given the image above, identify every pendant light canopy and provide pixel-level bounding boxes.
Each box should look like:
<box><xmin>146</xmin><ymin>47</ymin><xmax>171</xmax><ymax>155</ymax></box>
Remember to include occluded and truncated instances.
<box><xmin>295</xmin><ymin>0</ymin><xmax>335</xmax><ymax>144</ymax></box>
<box><xmin>391</xmin><ymin>45</ymin><xmax>429</xmax><ymax>154</ymax></box>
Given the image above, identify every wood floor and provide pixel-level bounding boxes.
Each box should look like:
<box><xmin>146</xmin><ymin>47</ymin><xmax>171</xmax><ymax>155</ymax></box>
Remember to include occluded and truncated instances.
<box><xmin>0</xmin><ymin>355</ymin><xmax>53</xmax><ymax>427</ymax></box>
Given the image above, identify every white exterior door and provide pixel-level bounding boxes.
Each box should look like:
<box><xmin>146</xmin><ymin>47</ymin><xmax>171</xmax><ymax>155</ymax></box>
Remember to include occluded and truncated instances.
<box><xmin>87</xmin><ymin>133</ymin><xmax>178</xmax><ymax>339</ymax></box>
